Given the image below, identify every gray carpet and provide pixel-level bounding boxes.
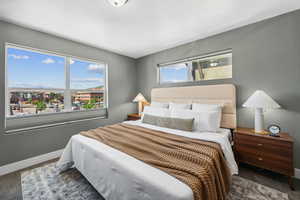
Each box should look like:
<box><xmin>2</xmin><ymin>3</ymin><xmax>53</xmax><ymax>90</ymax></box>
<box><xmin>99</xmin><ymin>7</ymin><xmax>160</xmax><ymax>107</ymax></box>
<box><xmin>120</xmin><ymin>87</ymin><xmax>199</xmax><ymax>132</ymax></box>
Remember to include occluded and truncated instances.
<box><xmin>21</xmin><ymin>163</ymin><xmax>289</xmax><ymax>200</ymax></box>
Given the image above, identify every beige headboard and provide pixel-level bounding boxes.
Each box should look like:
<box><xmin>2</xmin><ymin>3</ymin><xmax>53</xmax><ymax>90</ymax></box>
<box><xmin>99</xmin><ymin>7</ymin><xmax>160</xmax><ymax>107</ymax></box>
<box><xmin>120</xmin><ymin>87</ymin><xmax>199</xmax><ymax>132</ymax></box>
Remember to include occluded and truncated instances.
<box><xmin>151</xmin><ymin>84</ymin><xmax>237</xmax><ymax>129</ymax></box>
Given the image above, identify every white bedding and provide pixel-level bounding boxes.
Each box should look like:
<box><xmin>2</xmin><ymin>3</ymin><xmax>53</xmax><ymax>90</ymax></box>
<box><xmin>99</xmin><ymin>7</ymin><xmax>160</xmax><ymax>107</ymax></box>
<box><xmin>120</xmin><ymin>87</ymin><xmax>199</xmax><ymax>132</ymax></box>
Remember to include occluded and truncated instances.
<box><xmin>57</xmin><ymin>121</ymin><xmax>238</xmax><ymax>200</ymax></box>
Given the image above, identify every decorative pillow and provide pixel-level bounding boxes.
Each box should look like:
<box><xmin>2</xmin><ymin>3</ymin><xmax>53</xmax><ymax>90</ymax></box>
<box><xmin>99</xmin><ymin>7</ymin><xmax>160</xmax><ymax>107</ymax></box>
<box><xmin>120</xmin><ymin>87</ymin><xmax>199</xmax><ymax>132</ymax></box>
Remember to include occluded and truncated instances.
<box><xmin>170</xmin><ymin>109</ymin><xmax>220</xmax><ymax>132</ymax></box>
<box><xmin>192</xmin><ymin>103</ymin><xmax>223</xmax><ymax>127</ymax></box>
<box><xmin>142</xmin><ymin>106</ymin><xmax>171</xmax><ymax>120</ymax></box>
<box><xmin>169</xmin><ymin>102</ymin><xmax>192</xmax><ymax>110</ymax></box>
<box><xmin>151</xmin><ymin>101</ymin><xmax>169</xmax><ymax>108</ymax></box>
<box><xmin>142</xmin><ymin>114</ymin><xmax>194</xmax><ymax>132</ymax></box>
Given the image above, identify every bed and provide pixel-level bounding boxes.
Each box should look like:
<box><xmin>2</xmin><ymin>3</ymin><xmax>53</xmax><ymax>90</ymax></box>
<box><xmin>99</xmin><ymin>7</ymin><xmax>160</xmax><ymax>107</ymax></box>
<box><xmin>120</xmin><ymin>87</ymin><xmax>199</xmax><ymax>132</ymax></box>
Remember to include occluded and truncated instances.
<box><xmin>57</xmin><ymin>84</ymin><xmax>238</xmax><ymax>200</ymax></box>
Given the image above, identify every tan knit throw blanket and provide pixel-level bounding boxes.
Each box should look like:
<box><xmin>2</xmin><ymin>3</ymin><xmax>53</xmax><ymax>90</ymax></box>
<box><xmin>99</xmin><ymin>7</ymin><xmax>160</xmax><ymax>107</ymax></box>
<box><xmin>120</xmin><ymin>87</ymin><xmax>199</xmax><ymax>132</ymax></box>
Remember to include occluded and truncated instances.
<box><xmin>80</xmin><ymin>123</ymin><xmax>231</xmax><ymax>200</ymax></box>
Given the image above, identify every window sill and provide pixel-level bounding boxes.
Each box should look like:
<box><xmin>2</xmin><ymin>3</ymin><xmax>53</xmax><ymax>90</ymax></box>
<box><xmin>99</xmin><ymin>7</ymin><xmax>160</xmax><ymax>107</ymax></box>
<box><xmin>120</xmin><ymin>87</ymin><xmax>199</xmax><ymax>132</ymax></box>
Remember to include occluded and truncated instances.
<box><xmin>5</xmin><ymin>115</ymin><xmax>107</xmax><ymax>134</ymax></box>
<box><xmin>6</xmin><ymin>108</ymin><xmax>107</xmax><ymax>120</ymax></box>
<box><xmin>5</xmin><ymin>108</ymin><xmax>108</xmax><ymax>134</ymax></box>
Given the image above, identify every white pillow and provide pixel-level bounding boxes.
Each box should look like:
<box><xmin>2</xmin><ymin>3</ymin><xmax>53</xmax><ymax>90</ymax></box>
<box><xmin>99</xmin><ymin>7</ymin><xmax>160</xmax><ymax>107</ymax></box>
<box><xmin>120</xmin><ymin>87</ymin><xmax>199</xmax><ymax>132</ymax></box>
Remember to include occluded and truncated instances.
<box><xmin>192</xmin><ymin>103</ymin><xmax>223</xmax><ymax>127</ymax></box>
<box><xmin>142</xmin><ymin>106</ymin><xmax>171</xmax><ymax>120</ymax></box>
<box><xmin>192</xmin><ymin>103</ymin><xmax>223</xmax><ymax>111</ymax></box>
<box><xmin>170</xmin><ymin>109</ymin><xmax>220</xmax><ymax>132</ymax></box>
<box><xmin>169</xmin><ymin>102</ymin><xmax>191</xmax><ymax>110</ymax></box>
<box><xmin>151</xmin><ymin>102</ymin><xmax>169</xmax><ymax>108</ymax></box>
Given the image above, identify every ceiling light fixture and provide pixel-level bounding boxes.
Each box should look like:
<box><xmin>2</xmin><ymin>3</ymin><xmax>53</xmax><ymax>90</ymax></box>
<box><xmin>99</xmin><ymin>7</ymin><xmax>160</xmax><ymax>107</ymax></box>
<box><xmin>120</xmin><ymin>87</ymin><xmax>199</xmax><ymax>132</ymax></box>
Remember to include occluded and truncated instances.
<box><xmin>107</xmin><ymin>0</ymin><xmax>128</xmax><ymax>7</ymax></box>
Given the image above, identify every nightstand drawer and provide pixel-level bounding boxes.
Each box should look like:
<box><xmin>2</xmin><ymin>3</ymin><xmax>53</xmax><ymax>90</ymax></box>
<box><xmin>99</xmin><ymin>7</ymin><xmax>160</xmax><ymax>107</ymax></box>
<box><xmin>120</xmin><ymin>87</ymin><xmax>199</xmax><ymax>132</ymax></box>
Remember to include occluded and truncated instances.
<box><xmin>235</xmin><ymin>144</ymin><xmax>292</xmax><ymax>162</ymax></box>
<box><xmin>237</xmin><ymin>150</ymin><xmax>293</xmax><ymax>176</ymax></box>
<box><xmin>235</xmin><ymin>139</ymin><xmax>292</xmax><ymax>158</ymax></box>
<box><xmin>235</xmin><ymin>134</ymin><xmax>292</xmax><ymax>149</ymax></box>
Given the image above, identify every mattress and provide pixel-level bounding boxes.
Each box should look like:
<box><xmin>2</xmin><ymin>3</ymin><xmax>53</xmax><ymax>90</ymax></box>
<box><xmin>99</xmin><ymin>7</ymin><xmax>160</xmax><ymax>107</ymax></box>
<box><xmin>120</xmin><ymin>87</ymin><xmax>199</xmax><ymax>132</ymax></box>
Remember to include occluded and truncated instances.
<box><xmin>57</xmin><ymin>121</ymin><xmax>238</xmax><ymax>200</ymax></box>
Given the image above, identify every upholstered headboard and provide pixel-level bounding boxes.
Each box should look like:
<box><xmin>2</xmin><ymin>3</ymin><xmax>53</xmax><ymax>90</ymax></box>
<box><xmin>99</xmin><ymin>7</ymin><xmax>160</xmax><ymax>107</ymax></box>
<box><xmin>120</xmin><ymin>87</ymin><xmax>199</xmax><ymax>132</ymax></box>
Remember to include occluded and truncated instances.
<box><xmin>151</xmin><ymin>84</ymin><xmax>237</xmax><ymax>129</ymax></box>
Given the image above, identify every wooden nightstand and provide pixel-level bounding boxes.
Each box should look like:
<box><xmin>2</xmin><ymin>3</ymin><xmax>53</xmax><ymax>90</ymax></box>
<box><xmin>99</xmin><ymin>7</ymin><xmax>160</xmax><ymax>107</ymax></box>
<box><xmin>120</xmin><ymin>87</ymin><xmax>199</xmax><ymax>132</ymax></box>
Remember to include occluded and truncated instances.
<box><xmin>233</xmin><ymin>127</ymin><xmax>294</xmax><ymax>190</ymax></box>
<box><xmin>127</xmin><ymin>113</ymin><xmax>141</xmax><ymax>121</ymax></box>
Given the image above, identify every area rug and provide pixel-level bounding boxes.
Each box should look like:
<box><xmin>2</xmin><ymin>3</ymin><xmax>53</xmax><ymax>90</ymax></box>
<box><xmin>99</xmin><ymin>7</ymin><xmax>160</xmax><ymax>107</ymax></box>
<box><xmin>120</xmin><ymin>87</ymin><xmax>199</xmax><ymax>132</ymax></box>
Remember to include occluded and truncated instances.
<box><xmin>21</xmin><ymin>162</ymin><xmax>289</xmax><ymax>200</ymax></box>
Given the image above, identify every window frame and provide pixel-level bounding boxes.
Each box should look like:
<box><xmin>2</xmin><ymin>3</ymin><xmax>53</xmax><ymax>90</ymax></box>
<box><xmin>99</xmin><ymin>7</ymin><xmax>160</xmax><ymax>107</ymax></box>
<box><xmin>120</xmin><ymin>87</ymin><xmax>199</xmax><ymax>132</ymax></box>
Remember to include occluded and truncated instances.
<box><xmin>5</xmin><ymin>43</ymin><xmax>108</xmax><ymax>122</ymax></box>
<box><xmin>157</xmin><ymin>49</ymin><xmax>232</xmax><ymax>84</ymax></box>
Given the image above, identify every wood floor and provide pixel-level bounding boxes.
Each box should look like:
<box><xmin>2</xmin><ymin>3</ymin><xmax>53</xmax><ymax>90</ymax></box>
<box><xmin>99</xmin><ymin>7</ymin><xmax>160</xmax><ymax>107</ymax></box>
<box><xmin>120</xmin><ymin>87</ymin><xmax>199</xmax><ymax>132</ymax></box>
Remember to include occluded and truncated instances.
<box><xmin>0</xmin><ymin>161</ymin><xmax>300</xmax><ymax>200</ymax></box>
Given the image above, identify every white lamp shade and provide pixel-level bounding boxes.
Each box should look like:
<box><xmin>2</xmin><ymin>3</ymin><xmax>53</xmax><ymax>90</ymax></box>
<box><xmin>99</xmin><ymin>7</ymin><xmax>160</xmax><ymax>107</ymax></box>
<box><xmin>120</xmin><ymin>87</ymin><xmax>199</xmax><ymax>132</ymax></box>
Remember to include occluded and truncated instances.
<box><xmin>133</xmin><ymin>93</ymin><xmax>147</xmax><ymax>102</ymax></box>
<box><xmin>243</xmin><ymin>90</ymin><xmax>281</xmax><ymax>109</ymax></box>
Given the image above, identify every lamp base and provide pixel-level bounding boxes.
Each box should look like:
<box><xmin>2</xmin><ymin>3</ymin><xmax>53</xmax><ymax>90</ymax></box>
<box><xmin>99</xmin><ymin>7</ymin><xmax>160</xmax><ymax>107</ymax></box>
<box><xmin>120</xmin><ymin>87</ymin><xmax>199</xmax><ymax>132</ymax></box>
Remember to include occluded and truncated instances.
<box><xmin>138</xmin><ymin>101</ymin><xmax>143</xmax><ymax>116</ymax></box>
<box><xmin>254</xmin><ymin>108</ymin><xmax>265</xmax><ymax>133</ymax></box>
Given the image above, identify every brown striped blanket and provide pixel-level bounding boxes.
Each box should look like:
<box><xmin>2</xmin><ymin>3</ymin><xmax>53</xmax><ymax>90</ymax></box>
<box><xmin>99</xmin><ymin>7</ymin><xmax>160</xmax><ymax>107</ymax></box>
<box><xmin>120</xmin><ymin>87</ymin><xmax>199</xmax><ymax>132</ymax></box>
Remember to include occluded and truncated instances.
<box><xmin>80</xmin><ymin>123</ymin><xmax>231</xmax><ymax>200</ymax></box>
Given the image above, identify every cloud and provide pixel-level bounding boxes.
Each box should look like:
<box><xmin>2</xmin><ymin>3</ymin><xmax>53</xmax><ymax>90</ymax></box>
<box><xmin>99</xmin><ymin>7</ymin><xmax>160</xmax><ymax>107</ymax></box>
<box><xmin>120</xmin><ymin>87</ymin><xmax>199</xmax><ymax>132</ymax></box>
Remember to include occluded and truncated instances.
<box><xmin>71</xmin><ymin>78</ymin><xmax>104</xmax><ymax>83</ymax></box>
<box><xmin>42</xmin><ymin>58</ymin><xmax>55</xmax><ymax>64</ymax></box>
<box><xmin>164</xmin><ymin>64</ymin><xmax>187</xmax><ymax>71</ymax></box>
<box><xmin>8</xmin><ymin>54</ymin><xmax>29</xmax><ymax>60</ymax></box>
<box><xmin>161</xmin><ymin>78</ymin><xmax>185</xmax><ymax>83</ymax></box>
<box><xmin>70</xmin><ymin>59</ymin><xmax>75</xmax><ymax>65</ymax></box>
<box><xmin>88</xmin><ymin>64</ymin><xmax>104</xmax><ymax>74</ymax></box>
<box><xmin>9</xmin><ymin>82</ymin><xmax>54</xmax><ymax>89</ymax></box>
<box><xmin>71</xmin><ymin>78</ymin><xmax>104</xmax><ymax>89</ymax></box>
<box><xmin>174</xmin><ymin>66</ymin><xmax>186</xmax><ymax>70</ymax></box>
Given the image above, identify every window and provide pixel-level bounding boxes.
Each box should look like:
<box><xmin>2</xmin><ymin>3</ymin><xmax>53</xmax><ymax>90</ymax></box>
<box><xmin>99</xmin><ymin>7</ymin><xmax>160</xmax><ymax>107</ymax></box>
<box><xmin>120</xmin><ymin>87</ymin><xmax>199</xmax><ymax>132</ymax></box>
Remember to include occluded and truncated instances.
<box><xmin>70</xmin><ymin>58</ymin><xmax>106</xmax><ymax>111</ymax></box>
<box><xmin>158</xmin><ymin>50</ymin><xmax>232</xmax><ymax>84</ymax></box>
<box><xmin>6</xmin><ymin>44</ymin><xmax>107</xmax><ymax>119</ymax></box>
<box><xmin>159</xmin><ymin>63</ymin><xmax>189</xmax><ymax>83</ymax></box>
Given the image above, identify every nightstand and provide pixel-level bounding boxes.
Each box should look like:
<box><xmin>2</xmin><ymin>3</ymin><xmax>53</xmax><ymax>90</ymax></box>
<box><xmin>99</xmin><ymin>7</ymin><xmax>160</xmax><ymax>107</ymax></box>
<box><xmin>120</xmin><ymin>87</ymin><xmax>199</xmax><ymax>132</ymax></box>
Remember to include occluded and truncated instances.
<box><xmin>127</xmin><ymin>113</ymin><xmax>141</xmax><ymax>121</ymax></box>
<box><xmin>233</xmin><ymin>127</ymin><xmax>294</xmax><ymax>190</ymax></box>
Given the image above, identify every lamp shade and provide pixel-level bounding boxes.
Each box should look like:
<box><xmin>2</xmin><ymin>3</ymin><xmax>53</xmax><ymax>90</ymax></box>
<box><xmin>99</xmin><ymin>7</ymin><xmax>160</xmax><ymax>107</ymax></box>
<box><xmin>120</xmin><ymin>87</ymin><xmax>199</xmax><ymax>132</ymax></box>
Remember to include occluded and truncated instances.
<box><xmin>243</xmin><ymin>90</ymin><xmax>280</xmax><ymax>109</ymax></box>
<box><xmin>133</xmin><ymin>93</ymin><xmax>147</xmax><ymax>102</ymax></box>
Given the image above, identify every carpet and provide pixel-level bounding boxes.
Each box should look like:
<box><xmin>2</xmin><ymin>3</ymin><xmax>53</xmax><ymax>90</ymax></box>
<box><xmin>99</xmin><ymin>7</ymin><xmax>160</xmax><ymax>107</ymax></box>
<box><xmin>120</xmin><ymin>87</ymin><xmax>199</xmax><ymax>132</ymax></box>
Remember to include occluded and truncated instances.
<box><xmin>21</xmin><ymin>163</ymin><xmax>289</xmax><ymax>200</ymax></box>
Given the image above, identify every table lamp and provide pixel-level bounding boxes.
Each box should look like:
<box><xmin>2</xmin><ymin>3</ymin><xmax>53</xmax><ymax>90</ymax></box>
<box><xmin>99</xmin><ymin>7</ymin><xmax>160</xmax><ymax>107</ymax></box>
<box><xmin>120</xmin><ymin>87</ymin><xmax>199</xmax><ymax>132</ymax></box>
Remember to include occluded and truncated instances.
<box><xmin>243</xmin><ymin>90</ymin><xmax>281</xmax><ymax>133</ymax></box>
<box><xmin>133</xmin><ymin>93</ymin><xmax>147</xmax><ymax>116</ymax></box>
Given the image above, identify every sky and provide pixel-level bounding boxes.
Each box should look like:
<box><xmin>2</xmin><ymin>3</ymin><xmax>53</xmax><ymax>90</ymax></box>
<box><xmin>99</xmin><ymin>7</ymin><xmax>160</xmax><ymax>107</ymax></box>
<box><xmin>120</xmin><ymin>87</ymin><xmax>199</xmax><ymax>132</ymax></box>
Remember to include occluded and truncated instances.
<box><xmin>7</xmin><ymin>47</ymin><xmax>186</xmax><ymax>88</ymax></box>
<box><xmin>7</xmin><ymin>47</ymin><xmax>105</xmax><ymax>90</ymax></box>
<box><xmin>160</xmin><ymin>63</ymin><xmax>188</xmax><ymax>83</ymax></box>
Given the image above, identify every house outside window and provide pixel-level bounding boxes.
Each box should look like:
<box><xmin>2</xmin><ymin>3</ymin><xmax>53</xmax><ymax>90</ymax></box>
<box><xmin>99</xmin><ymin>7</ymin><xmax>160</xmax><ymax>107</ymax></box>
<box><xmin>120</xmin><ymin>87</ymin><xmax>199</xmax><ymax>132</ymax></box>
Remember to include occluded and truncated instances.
<box><xmin>158</xmin><ymin>50</ymin><xmax>232</xmax><ymax>84</ymax></box>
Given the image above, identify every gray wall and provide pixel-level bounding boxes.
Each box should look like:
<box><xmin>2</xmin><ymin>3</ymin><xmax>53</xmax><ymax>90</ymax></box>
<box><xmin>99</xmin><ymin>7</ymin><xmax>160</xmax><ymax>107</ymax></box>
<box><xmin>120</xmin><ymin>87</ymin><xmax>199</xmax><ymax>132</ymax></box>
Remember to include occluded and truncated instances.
<box><xmin>0</xmin><ymin>20</ymin><xmax>137</xmax><ymax>166</ymax></box>
<box><xmin>136</xmin><ymin>10</ymin><xmax>300</xmax><ymax>168</ymax></box>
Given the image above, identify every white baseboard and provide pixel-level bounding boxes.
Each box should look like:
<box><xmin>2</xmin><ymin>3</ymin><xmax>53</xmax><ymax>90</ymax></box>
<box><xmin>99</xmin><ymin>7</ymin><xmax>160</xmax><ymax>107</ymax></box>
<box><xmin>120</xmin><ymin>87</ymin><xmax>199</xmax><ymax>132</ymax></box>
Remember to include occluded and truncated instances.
<box><xmin>295</xmin><ymin>168</ymin><xmax>300</xmax><ymax>179</ymax></box>
<box><xmin>0</xmin><ymin>149</ymin><xmax>64</xmax><ymax>176</ymax></box>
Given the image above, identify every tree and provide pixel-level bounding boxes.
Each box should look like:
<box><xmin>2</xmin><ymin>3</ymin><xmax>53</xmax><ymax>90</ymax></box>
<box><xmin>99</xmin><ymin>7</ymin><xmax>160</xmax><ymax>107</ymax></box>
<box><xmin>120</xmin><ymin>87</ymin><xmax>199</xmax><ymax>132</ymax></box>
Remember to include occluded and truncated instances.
<box><xmin>83</xmin><ymin>99</ymin><xmax>97</xmax><ymax>110</ymax></box>
<box><xmin>33</xmin><ymin>101</ymin><xmax>47</xmax><ymax>111</ymax></box>
<box><xmin>49</xmin><ymin>92</ymin><xmax>56</xmax><ymax>99</ymax></box>
<box><xmin>83</xmin><ymin>103</ymin><xmax>95</xmax><ymax>109</ymax></box>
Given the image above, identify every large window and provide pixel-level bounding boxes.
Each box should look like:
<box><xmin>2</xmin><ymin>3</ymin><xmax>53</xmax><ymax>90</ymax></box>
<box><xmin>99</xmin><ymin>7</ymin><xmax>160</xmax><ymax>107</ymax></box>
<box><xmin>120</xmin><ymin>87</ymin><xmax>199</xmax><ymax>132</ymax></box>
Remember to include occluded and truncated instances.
<box><xmin>6</xmin><ymin>44</ymin><xmax>107</xmax><ymax>119</ymax></box>
<box><xmin>158</xmin><ymin>50</ymin><xmax>232</xmax><ymax>84</ymax></box>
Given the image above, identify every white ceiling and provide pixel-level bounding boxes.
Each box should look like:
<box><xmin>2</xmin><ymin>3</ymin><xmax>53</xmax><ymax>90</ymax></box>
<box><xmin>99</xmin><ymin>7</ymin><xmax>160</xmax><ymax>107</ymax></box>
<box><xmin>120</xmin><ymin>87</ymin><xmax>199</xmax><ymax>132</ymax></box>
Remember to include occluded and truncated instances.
<box><xmin>0</xmin><ymin>0</ymin><xmax>300</xmax><ymax>58</ymax></box>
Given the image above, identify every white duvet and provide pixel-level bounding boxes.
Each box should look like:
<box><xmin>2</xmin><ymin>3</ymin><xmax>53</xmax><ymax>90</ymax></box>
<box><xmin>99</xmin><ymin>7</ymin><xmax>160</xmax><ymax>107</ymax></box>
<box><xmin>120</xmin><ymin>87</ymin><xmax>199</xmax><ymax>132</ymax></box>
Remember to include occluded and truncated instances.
<box><xmin>57</xmin><ymin>120</ymin><xmax>238</xmax><ymax>200</ymax></box>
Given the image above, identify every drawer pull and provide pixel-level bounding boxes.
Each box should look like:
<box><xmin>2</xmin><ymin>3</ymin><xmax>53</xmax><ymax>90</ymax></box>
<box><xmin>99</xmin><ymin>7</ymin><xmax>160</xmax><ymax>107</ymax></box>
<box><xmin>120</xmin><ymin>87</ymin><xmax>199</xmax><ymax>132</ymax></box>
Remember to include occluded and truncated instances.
<box><xmin>257</xmin><ymin>143</ymin><xmax>263</xmax><ymax>146</ymax></box>
<box><xmin>258</xmin><ymin>157</ymin><xmax>263</xmax><ymax>161</ymax></box>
